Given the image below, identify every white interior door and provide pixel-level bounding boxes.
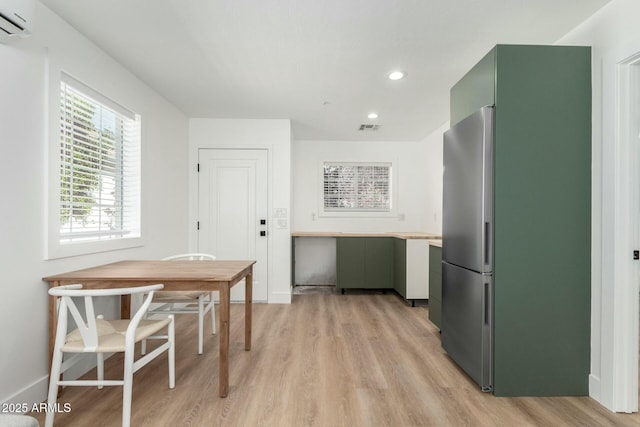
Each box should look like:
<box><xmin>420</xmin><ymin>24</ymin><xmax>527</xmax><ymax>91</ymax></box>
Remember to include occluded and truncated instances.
<box><xmin>198</xmin><ymin>149</ymin><xmax>268</xmax><ymax>302</ymax></box>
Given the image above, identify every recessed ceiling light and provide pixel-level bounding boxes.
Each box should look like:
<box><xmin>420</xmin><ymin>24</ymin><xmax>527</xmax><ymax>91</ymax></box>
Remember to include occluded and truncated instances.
<box><xmin>388</xmin><ymin>71</ymin><xmax>406</xmax><ymax>80</ymax></box>
<box><xmin>367</xmin><ymin>112</ymin><xmax>379</xmax><ymax>119</ymax></box>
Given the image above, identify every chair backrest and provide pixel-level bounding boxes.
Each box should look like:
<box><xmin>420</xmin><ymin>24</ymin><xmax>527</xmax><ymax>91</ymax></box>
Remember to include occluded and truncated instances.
<box><xmin>162</xmin><ymin>253</ymin><xmax>216</xmax><ymax>261</ymax></box>
<box><xmin>49</xmin><ymin>284</ymin><xmax>164</xmax><ymax>351</ymax></box>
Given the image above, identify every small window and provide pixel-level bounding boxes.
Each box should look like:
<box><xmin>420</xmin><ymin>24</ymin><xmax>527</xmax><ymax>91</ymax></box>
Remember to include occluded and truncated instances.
<box><xmin>58</xmin><ymin>74</ymin><xmax>141</xmax><ymax>245</ymax></box>
<box><xmin>323</xmin><ymin>162</ymin><xmax>392</xmax><ymax>212</ymax></box>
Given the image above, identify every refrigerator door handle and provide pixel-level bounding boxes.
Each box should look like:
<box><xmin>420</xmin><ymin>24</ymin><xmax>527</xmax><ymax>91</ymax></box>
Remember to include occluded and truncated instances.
<box><xmin>484</xmin><ymin>221</ymin><xmax>490</xmax><ymax>266</ymax></box>
<box><xmin>484</xmin><ymin>282</ymin><xmax>490</xmax><ymax>325</ymax></box>
<box><xmin>482</xmin><ymin>279</ymin><xmax>493</xmax><ymax>391</ymax></box>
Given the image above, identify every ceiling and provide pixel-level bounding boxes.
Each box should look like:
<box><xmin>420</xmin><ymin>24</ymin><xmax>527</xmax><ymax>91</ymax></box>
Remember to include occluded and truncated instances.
<box><xmin>39</xmin><ymin>0</ymin><xmax>610</xmax><ymax>141</ymax></box>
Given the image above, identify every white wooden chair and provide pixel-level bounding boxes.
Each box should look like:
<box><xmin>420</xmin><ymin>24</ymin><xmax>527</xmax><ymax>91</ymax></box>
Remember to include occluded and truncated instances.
<box><xmin>46</xmin><ymin>284</ymin><xmax>175</xmax><ymax>427</ymax></box>
<box><xmin>142</xmin><ymin>253</ymin><xmax>216</xmax><ymax>355</ymax></box>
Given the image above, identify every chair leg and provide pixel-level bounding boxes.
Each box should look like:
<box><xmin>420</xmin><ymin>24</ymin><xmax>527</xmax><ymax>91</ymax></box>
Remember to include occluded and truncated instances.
<box><xmin>44</xmin><ymin>350</ymin><xmax>63</xmax><ymax>427</ymax></box>
<box><xmin>168</xmin><ymin>315</ymin><xmax>176</xmax><ymax>389</ymax></box>
<box><xmin>121</xmin><ymin>348</ymin><xmax>135</xmax><ymax>427</ymax></box>
<box><xmin>97</xmin><ymin>352</ymin><xmax>104</xmax><ymax>389</ymax></box>
<box><xmin>198</xmin><ymin>295</ymin><xmax>205</xmax><ymax>354</ymax></box>
<box><xmin>140</xmin><ymin>310</ymin><xmax>148</xmax><ymax>355</ymax></box>
<box><xmin>210</xmin><ymin>292</ymin><xmax>216</xmax><ymax>335</ymax></box>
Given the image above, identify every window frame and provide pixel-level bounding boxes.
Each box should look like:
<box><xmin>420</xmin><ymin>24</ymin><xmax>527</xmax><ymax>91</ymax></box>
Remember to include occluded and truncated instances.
<box><xmin>47</xmin><ymin>73</ymin><xmax>143</xmax><ymax>259</ymax></box>
<box><xmin>318</xmin><ymin>160</ymin><xmax>398</xmax><ymax>218</ymax></box>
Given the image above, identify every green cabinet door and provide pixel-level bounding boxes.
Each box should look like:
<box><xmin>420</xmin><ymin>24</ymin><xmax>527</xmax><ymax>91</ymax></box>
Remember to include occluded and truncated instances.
<box><xmin>428</xmin><ymin>245</ymin><xmax>442</xmax><ymax>329</ymax></box>
<box><xmin>365</xmin><ymin>238</ymin><xmax>394</xmax><ymax>289</ymax></box>
<box><xmin>450</xmin><ymin>47</ymin><xmax>496</xmax><ymax>126</ymax></box>
<box><xmin>336</xmin><ymin>237</ymin><xmax>366</xmax><ymax>289</ymax></box>
<box><xmin>336</xmin><ymin>237</ymin><xmax>394</xmax><ymax>290</ymax></box>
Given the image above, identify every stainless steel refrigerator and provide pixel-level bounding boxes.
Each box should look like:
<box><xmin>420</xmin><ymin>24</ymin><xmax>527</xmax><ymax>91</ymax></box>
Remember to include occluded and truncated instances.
<box><xmin>442</xmin><ymin>105</ymin><xmax>494</xmax><ymax>392</ymax></box>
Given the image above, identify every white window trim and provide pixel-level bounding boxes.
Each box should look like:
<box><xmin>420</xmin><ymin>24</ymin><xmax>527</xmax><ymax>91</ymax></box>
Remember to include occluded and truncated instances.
<box><xmin>318</xmin><ymin>160</ymin><xmax>399</xmax><ymax>218</ymax></box>
<box><xmin>47</xmin><ymin>72</ymin><xmax>143</xmax><ymax>259</ymax></box>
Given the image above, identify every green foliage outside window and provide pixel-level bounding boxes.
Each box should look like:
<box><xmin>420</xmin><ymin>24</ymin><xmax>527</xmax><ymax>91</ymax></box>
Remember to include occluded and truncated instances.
<box><xmin>59</xmin><ymin>92</ymin><xmax>117</xmax><ymax>225</ymax></box>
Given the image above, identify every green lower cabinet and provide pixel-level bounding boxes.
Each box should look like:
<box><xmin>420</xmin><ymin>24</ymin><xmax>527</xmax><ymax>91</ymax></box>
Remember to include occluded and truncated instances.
<box><xmin>428</xmin><ymin>245</ymin><xmax>442</xmax><ymax>329</ymax></box>
<box><xmin>336</xmin><ymin>237</ymin><xmax>394</xmax><ymax>291</ymax></box>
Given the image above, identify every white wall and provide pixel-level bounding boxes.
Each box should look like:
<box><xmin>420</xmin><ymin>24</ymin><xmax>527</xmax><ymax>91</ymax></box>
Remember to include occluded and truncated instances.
<box><xmin>0</xmin><ymin>3</ymin><xmax>190</xmax><ymax>406</ymax></box>
<box><xmin>292</xmin><ymin>139</ymin><xmax>437</xmax><ymax>232</ymax></box>
<box><xmin>420</xmin><ymin>122</ymin><xmax>447</xmax><ymax>236</ymax></box>
<box><xmin>555</xmin><ymin>0</ymin><xmax>640</xmax><ymax>412</ymax></box>
<box><xmin>189</xmin><ymin>119</ymin><xmax>292</xmax><ymax>303</ymax></box>
<box><xmin>291</xmin><ymin>132</ymin><xmax>445</xmax><ymax>285</ymax></box>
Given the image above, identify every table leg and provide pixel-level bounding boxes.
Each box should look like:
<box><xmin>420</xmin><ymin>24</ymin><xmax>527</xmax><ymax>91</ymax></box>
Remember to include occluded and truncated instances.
<box><xmin>120</xmin><ymin>294</ymin><xmax>131</xmax><ymax>319</ymax></box>
<box><xmin>48</xmin><ymin>283</ymin><xmax>58</xmax><ymax>370</ymax></box>
<box><xmin>245</xmin><ymin>271</ymin><xmax>252</xmax><ymax>351</ymax></box>
<box><xmin>219</xmin><ymin>284</ymin><xmax>230</xmax><ymax>397</ymax></box>
<box><xmin>49</xmin><ymin>282</ymin><xmax>65</xmax><ymax>396</ymax></box>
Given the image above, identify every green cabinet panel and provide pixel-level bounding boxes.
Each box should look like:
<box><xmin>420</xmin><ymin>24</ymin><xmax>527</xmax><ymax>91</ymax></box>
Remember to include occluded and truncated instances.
<box><xmin>393</xmin><ymin>238</ymin><xmax>407</xmax><ymax>297</ymax></box>
<box><xmin>365</xmin><ymin>238</ymin><xmax>394</xmax><ymax>289</ymax></box>
<box><xmin>428</xmin><ymin>245</ymin><xmax>442</xmax><ymax>329</ymax></box>
<box><xmin>449</xmin><ymin>45</ymin><xmax>591</xmax><ymax>397</ymax></box>
<box><xmin>336</xmin><ymin>237</ymin><xmax>394</xmax><ymax>290</ymax></box>
<box><xmin>336</xmin><ymin>238</ymin><xmax>366</xmax><ymax>289</ymax></box>
<box><xmin>450</xmin><ymin>48</ymin><xmax>495</xmax><ymax>126</ymax></box>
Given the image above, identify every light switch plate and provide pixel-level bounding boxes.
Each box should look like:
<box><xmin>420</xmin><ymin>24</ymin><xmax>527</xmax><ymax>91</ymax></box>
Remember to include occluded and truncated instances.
<box><xmin>274</xmin><ymin>208</ymin><xmax>287</xmax><ymax>218</ymax></box>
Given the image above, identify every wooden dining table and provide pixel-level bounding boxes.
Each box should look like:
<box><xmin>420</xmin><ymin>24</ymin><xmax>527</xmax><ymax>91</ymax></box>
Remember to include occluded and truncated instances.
<box><xmin>43</xmin><ymin>259</ymin><xmax>256</xmax><ymax>397</ymax></box>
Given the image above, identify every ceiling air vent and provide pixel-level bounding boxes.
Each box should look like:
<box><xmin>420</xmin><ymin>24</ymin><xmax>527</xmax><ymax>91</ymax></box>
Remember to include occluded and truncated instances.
<box><xmin>358</xmin><ymin>124</ymin><xmax>380</xmax><ymax>131</ymax></box>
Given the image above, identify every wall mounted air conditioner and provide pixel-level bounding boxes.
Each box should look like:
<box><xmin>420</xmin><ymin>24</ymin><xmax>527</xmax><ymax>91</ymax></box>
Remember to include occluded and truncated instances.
<box><xmin>0</xmin><ymin>0</ymin><xmax>34</xmax><ymax>43</ymax></box>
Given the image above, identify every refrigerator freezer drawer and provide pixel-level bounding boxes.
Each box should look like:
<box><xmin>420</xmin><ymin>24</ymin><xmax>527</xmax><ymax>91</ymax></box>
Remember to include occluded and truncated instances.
<box><xmin>442</xmin><ymin>261</ymin><xmax>493</xmax><ymax>391</ymax></box>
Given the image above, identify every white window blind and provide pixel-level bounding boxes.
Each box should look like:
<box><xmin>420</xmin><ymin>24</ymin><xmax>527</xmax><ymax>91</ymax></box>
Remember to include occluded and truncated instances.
<box><xmin>59</xmin><ymin>74</ymin><xmax>141</xmax><ymax>244</ymax></box>
<box><xmin>323</xmin><ymin>162</ymin><xmax>392</xmax><ymax>211</ymax></box>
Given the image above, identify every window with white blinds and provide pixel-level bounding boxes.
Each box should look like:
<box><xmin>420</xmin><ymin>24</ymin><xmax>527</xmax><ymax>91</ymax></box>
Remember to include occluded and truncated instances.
<box><xmin>59</xmin><ymin>74</ymin><xmax>141</xmax><ymax>244</ymax></box>
<box><xmin>323</xmin><ymin>162</ymin><xmax>392</xmax><ymax>212</ymax></box>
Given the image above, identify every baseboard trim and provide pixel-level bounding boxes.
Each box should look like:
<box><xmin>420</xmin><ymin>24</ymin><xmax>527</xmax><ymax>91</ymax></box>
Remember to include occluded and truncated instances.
<box><xmin>1</xmin><ymin>354</ymin><xmax>114</xmax><ymax>409</ymax></box>
<box><xmin>589</xmin><ymin>373</ymin><xmax>602</xmax><ymax>405</ymax></box>
<box><xmin>269</xmin><ymin>290</ymin><xmax>292</xmax><ymax>304</ymax></box>
<box><xmin>1</xmin><ymin>375</ymin><xmax>48</xmax><ymax>408</ymax></box>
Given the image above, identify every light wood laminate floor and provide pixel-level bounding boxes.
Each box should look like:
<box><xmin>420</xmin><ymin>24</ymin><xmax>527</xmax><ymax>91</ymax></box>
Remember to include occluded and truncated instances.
<box><xmin>33</xmin><ymin>293</ymin><xmax>640</xmax><ymax>426</ymax></box>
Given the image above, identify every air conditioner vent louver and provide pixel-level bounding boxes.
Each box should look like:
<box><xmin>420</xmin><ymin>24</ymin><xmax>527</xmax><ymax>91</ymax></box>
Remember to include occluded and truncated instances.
<box><xmin>0</xmin><ymin>0</ymin><xmax>35</xmax><ymax>43</ymax></box>
<box><xmin>358</xmin><ymin>124</ymin><xmax>381</xmax><ymax>131</ymax></box>
<box><xmin>0</xmin><ymin>13</ymin><xmax>22</xmax><ymax>34</ymax></box>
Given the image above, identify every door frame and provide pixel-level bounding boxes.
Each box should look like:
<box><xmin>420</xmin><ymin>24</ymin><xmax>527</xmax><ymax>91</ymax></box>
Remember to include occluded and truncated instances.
<box><xmin>188</xmin><ymin>145</ymin><xmax>280</xmax><ymax>303</ymax></box>
<box><xmin>597</xmin><ymin>45</ymin><xmax>640</xmax><ymax>412</ymax></box>
<box><xmin>197</xmin><ymin>148</ymin><xmax>269</xmax><ymax>302</ymax></box>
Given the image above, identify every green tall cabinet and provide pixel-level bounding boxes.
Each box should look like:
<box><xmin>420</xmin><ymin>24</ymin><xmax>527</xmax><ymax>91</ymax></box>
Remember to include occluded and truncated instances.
<box><xmin>449</xmin><ymin>45</ymin><xmax>591</xmax><ymax>396</ymax></box>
